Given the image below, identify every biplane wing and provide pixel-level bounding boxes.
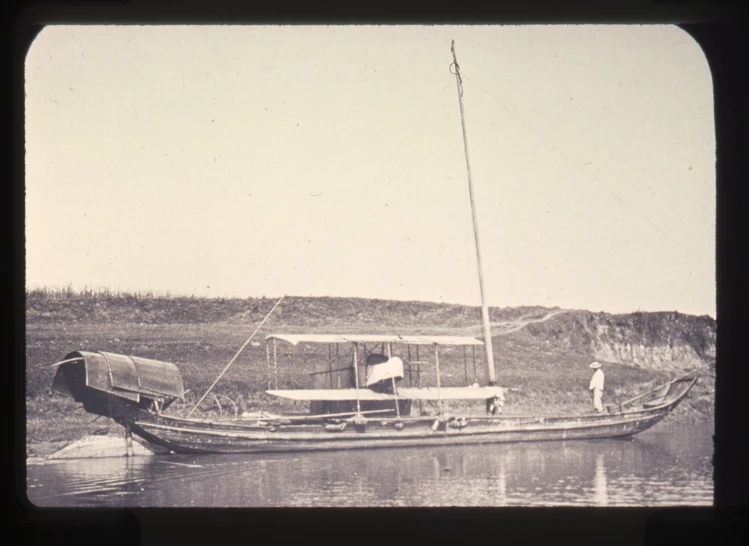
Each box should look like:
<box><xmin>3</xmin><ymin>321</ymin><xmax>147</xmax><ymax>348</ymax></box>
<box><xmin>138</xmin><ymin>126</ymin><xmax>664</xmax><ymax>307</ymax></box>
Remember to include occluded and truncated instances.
<box><xmin>396</xmin><ymin>387</ymin><xmax>505</xmax><ymax>401</ymax></box>
<box><xmin>265</xmin><ymin>334</ymin><xmax>484</xmax><ymax>346</ymax></box>
<box><xmin>267</xmin><ymin>386</ymin><xmax>504</xmax><ymax>401</ymax></box>
<box><xmin>266</xmin><ymin>389</ymin><xmax>394</xmax><ymax>401</ymax></box>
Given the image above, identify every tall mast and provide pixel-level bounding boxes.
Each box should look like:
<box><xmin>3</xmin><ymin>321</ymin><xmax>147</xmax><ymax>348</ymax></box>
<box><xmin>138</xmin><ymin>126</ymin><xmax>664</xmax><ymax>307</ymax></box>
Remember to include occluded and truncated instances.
<box><xmin>450</xmin><ymin>40</ymin><xmax>497</xmax><ymax>386</ymax></box>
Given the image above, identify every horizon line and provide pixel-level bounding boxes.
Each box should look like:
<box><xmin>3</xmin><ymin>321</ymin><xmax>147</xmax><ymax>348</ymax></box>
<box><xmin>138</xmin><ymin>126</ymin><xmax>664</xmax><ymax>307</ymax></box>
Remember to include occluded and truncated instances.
<box><xmin>25</xmin><ymin>284</ymin><xmax>716</xmax><ymax>319</ymax></box>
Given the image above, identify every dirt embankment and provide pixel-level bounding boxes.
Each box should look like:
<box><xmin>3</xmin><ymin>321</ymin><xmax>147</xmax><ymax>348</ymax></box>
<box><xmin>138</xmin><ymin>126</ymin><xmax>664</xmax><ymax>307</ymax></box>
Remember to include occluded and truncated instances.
<box><xmin>523</xmin><ymin>311</ymin><xmax>715</xmax><ymax>371</ymax></box>
<box><xmin>520</xmin><ymin>310</ymin><xmax>716</xmax><ymax>421</ymax></box>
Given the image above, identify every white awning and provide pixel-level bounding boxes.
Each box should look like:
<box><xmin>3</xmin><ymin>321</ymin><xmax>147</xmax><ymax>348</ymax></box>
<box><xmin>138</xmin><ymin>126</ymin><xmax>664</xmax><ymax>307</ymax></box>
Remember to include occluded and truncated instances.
<box><xmin>396</xmin><ymin>387</ymin><xmax>505</xmax><ymax>401</ymax></box>
<box><xmin>267</xmin><ymin>386</ymin><xmax>504</xmax><ymax>401</ymax></box>
<box><xmin>265</xmin><ymin>334</ymin><xmax>484</xmax><ymax>346</ymax></box>
<box><xmin>266</xmin><ymin>389</ymin><xmax>394</xmax><ymax>401</ymax></box>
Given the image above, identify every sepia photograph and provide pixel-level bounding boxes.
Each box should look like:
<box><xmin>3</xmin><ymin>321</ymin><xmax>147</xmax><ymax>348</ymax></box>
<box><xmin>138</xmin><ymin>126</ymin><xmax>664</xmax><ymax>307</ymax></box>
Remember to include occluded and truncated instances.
<box><xmin>25</xmin><ymin>24</ymin><xmax>716</xmax><ymax>507</ymax></box>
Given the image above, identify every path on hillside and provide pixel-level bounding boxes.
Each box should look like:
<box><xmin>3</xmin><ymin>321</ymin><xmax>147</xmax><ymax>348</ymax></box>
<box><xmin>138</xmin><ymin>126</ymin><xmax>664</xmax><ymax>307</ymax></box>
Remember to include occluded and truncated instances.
<box><xmin>458</xmin><ymin>309</ymin><xmax>570</xmax><ymax>337</ymax></box>
<box><xmin>452</xmin><ymin>309</ymin><xmax>572</xmax><ymax>337</ymax></box>
<box><xmin>492</xmin><ymin>309</ymin><xmax>571</xmax><ymax>336</ymax></box>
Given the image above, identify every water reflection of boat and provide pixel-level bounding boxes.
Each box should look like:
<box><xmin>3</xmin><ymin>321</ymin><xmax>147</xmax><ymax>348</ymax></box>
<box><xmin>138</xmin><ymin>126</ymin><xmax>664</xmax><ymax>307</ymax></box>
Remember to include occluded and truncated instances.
<box><xmin>47</xmin><ymin>41</ymin><xmax>704</xmax><ymax>457</ymax></box>
<box><xmin>28</xmin><ymin>430</ymin><xmax>712</xmax><ymax>507</ymax></box>
<box><xmin>593</xmin><ymin>453</ymin><xmax>608</xmax><ymax>506</ymax></box>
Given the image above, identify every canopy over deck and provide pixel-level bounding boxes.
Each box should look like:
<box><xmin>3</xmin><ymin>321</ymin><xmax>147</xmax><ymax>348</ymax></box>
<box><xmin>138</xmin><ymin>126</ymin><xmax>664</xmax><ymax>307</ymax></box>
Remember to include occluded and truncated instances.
<box><xmin>265</xmin><ymin>334</ymin><xmax>484</xmax><ymax>346</ymax></box>
<box><xmin>268</xmin><ymin>386</ymin><xmax>505</xmax><ymax>401</ymax></box>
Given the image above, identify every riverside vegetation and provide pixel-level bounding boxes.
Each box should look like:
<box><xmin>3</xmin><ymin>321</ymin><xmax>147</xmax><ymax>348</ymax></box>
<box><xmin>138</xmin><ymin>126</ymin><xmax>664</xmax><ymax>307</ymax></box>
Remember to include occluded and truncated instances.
<box><xmin>25</xmin><ymin>288</ymin><xmax>716</xmax><ymax>457</ymax></box>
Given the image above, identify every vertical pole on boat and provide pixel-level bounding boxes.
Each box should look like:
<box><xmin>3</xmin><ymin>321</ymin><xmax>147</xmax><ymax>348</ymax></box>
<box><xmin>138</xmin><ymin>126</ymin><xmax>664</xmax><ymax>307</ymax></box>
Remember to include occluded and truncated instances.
<box><xmin>266</xmin><ymin>341</ymin><xmax>271</xmax><ymax>390</ymax></box>
<box><xmin>415</xmin><ymin>345</ymin><xmax>422</xmax><ymax>412</ymax></box>
<box><xmin>353</xmin><ymin>343</ymin><xmax>361</xmax><ymax>414</ymax></box>
<box><xmin>407</xmin><ymin>344</ymin><xmax>413</xmax><ymax>386</ymax></box>
<box><xmin>435</xmin><ymin>344</ymin><xmax>443</xmax><ymax>415</ymax></box>
<box><xmin>125</xmin><ymin>423</ymin><xmax>133</xmax><ymax>457</ymax></box>
<box><xmin>472</xmin><ymin>345</ymin><xmax>477</xmax><ymax>383</ymax></box>
<box><xmin>416</xmin><ymin>345</ymin><xmax>421</xmax><ymax>386</ymax></box>
<box><xmin>463</xmin><ymin>346</ymin><xmax>468</xmax><ymax>384</ymax></box>
<box><xmin>388</xmin><ymin>343</ymin><xmax>401</xmax><ymax>418</ymax></box>
<box><xmin>325</xmin><ymin>343</ymin><xmax>332</xmax><ymax>413</ymax></box>
<box><xmin>336</xmin><ymin>344</ymin><xmax>341</xmax><ymax>388</ymax></box>
<box><xmin>273</xmin><ymin>337</ymin><xmax>278</xmax><ymax>390</ymax></box>
<box><xmin>451</xmin><ymin>40</ymin><xmax>497</xmax><ymax>386</ymax></box>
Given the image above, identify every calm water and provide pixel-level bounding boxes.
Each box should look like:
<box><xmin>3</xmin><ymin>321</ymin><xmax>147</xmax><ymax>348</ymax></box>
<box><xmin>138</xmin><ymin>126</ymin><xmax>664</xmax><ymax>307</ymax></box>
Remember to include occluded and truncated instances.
<box><xmin>26</xmin><ymin>424</ymin><xmax>713</xmax><ymax>507</ymax></box>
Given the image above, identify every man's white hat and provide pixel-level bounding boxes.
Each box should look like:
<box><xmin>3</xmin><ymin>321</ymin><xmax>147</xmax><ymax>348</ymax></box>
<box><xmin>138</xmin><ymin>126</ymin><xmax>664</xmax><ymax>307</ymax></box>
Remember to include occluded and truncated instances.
<box><xmin>589</xmin><ymin>361</ymin><xmax>601</xmax><ymax>369</ymax></box>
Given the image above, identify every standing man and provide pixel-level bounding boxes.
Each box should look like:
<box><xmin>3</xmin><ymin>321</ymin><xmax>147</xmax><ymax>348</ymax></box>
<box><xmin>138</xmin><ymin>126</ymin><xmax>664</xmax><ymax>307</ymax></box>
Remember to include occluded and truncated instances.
<box><xmin>589</xmin><ymin>361</ymin><xmax>605</xmax><ymax>413</ymax></box>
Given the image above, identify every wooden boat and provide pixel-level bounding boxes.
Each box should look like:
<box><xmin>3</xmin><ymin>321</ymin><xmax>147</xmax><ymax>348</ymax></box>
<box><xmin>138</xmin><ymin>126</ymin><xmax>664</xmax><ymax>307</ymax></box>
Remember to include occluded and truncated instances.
<box><xmin>47</xmin><ymin>41</ymin><xmax>705</xmax><ymax>455</ymax></box>
<box><xmin>49</xmin><ymin>339</ymin><xmax>701</xmax><ymax>455</ymax></box>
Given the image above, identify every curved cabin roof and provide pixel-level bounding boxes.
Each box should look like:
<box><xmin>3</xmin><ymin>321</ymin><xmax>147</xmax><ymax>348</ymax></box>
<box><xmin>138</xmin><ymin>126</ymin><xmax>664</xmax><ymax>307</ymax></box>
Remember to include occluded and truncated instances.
<box><xmin>265</xmin><ymin>334</ymin><xmax>484</xmax><ymax>346</ymax></box>
<box><xmin>52</xmin><ymin>350</ymin><xmax>185</xmax><ymax>403</ymax></box>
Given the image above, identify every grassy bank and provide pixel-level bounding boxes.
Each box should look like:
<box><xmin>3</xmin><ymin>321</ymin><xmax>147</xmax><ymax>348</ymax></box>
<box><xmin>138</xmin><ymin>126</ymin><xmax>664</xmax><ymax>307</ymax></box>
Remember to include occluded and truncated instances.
<box><xmin>25</xmin><ymin>291</ymin><xmax>715</xmax><ymax>454</ymax></box>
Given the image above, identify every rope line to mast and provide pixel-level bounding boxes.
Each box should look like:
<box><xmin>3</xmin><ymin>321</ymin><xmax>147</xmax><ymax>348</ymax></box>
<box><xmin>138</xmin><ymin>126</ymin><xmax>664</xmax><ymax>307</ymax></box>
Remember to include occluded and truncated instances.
<box><xmin>460</xmin><ymin>72</ymin><xmax>709</xmax><ymax>266</ymax></box>
<box><xmin>369</xmin><ymin>79</ymin><xmax>452</xmax><ymax>185</ymax></box>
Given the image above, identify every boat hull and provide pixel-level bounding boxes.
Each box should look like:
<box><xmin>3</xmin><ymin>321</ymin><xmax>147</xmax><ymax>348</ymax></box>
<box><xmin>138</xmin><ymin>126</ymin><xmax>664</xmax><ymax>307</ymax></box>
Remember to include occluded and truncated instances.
<box><xmin>131</xmin><ymin>402</ymin><xmax>677</xmax><ymax>455</ymax></box>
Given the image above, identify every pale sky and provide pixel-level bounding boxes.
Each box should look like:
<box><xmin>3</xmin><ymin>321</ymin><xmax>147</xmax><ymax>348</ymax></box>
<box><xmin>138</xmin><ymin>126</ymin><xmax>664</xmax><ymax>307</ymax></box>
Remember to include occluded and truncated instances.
<box><xmin>25</xmin><ymin>25</ymin><xmax>716</xmax><ymax>317</ymax></box>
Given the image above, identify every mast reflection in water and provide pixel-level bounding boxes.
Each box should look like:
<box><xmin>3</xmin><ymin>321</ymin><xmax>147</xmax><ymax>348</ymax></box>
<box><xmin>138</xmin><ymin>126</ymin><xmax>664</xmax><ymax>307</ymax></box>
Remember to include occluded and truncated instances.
<box><xmin>593</xmin><ymin>453</ymin><xmax>608</xmax><ymax>506</ymax></box>
<box><xmin>27</xmin><ymin>424</ymin><xmax>712</xmax><ymax>507</ymax></box>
